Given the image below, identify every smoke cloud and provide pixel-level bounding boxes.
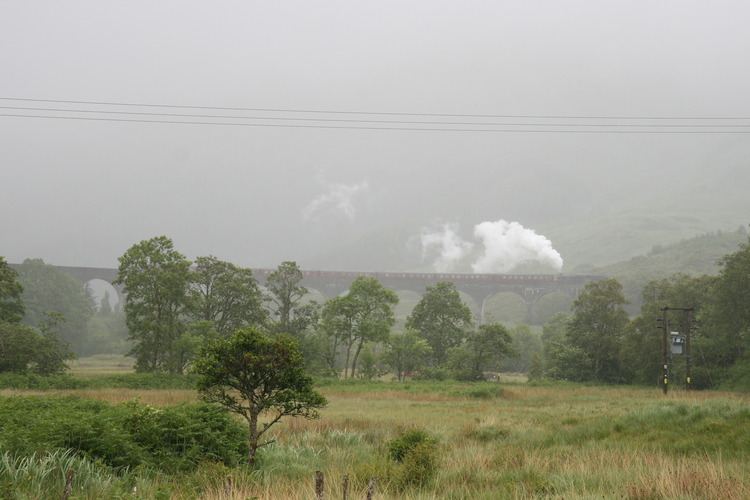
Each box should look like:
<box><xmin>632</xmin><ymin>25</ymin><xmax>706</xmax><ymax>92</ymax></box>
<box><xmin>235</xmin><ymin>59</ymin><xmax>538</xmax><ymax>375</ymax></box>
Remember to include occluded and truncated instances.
<box><xmin>419</xmin><ymin>222</ymin><xmax>474</xmax><ymax>272</ymax></box>
<box><xmin>471</xmin><ymin>220</ymin><xmax>563</xmax><ymax>273</ymax></box>
<box><xmin>419</xmin><ymin>219</ymin><xmax>563</xmax><ymax>273</ymax></box>
<box><xmin>303</xmin><ymin>180</ymin><xmax>369</xmax><ymax>221</ymax></box>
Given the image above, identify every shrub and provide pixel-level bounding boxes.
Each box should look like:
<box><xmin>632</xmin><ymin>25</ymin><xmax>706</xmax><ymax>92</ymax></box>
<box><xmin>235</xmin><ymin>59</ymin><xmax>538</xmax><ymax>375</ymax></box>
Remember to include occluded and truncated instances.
<box><xmin>388</xmin><ymin>429</ymin><xmax>437</xmax><ymax>462</ymax></box>
<box><xmin>387</xmin><ymin>428</ymin><xmax>441</xmax><ymax>489</ymax></box>
<box><xmin>397</xmin><ymin>441</ymin><xmax>440</xmax><ymax>487</ymax></box>
<box><xmin>0</xmin><ymin>395</ymin><xmax>247</xmax><ymax>472</ymax></box>
<box><xmin>0</xmin><ymin>373</ymin><xmax>90</xmax><ymax>390</ymax></box>
<box><xmin>120</xmin><ymin>399</ymin><xmax>249</xmax><ymax>471</ymax></box>
<box><xmin>0</xmin><ymin>372</ymin><xmax>198</xmax><ymax>390</ymax></box>
<box><xmin>412</xmin><ymin>367</ymin><xmax>449</xmax><ymax>381</ymax></box>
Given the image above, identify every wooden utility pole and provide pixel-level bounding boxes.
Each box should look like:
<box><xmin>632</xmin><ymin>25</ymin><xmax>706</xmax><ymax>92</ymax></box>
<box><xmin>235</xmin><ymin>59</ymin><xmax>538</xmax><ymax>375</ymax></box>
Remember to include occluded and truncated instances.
<box><xmin>659</xmin><ymin>307</ymin><xmax>669</xmax><ymax>394</ymax></box>
<box><xmin>685</xmin><ymin>308</ymin><xmax>692</xmax><ymax>391</ymax></box>
<box><xmin>658</xmin><ymin>306</ymin><xmax>694</xmax><ymax>394</ymax></box>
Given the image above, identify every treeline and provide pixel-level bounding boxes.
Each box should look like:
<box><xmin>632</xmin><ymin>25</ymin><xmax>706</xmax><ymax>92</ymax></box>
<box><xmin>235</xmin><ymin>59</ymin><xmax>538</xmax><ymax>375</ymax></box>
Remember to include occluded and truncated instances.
<box><xmin>3</xmin><ymin>231</ymin><xmax>749</xmax><ymax>389</ymax></box>
<box><xmin>530</xmin><ymin>234</ymin><xmax>750</xmax><ymax>390</ymax></box>
<box><xmin>3</xmin><ymin>257</ymin><xmax>128</xmax><ymax>358</ymax></box>
<box><xmin>111</xmin><ymin>236</ymin><xmax>515</xmax><ymax>380</ymax></box>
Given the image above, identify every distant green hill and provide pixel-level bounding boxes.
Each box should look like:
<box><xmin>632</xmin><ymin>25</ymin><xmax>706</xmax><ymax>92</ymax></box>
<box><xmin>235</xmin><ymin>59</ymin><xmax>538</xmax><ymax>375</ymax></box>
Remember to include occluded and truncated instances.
<box><xmin>591</xmin><ymin>227</ymin><xmax>748</xmax><ymax>314</ymax></box>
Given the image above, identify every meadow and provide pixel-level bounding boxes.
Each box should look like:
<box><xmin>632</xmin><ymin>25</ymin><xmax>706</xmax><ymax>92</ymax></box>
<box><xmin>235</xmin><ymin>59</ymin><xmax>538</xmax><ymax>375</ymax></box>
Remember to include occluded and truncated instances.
<box><xmin>0</xmin><ymin>358</ymin><xmax>748</xmax><ymax>499</ymax></box>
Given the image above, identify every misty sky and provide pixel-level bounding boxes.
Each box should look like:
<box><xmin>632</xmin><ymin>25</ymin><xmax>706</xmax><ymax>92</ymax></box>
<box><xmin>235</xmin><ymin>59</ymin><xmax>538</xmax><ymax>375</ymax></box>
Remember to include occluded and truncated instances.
<box><xmin>2</xmin><ymin>1</ymin><xmax>750</xmax><ymax>272</ymax></box>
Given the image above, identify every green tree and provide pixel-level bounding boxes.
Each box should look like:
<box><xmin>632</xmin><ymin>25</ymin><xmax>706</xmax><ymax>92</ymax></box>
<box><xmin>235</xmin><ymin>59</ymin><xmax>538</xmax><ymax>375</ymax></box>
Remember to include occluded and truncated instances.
<box><xmin>319</xmin><ymin>276</ymin><xmax>398</xmax><ymax>378</ymax></box>
<box><xmin>501</xmin><ymin>324</ymin><xmax>542</xmax><ymax>374</ymax></box>
<box><xmin>406</xmin><ymin>281</ymin><xmax>472</xmax><ymax>366</ymax></box>
<box><xmin>99</xmin><ymin>290</ymin><xmax>113</xmax><ymax>316</ymax></box>
<box><xmin>17</xmin><ymin>258</ymin><xmax>94</xmax><ymax>354</ymax></box>
<box><xmin>115</xmin><ymin>236</ymin><xmax>192</xmax><ymax>373</ymax></box>
<box><xmin>0</xmin><ymin>313</ymin><xmax>74</xmax><ymax>375</ymax></box>
<box><xmin>543</xmin><ymin>341</ymin><xmax>591</xmax><ymax>382</ymax></box>
<box><xmin>623</xmin><ymin>273</ymin><xmax>713</xmax><ymax>386</ymax></box>
<box><xmin>566</xmin><ymin>279</ymin><xmax>630</xmax><ymax>382</ymax></box>
<box><xmin>264</xmin><ymin>261</ymin><xmax>310</xmax><ymax>338</ymax></box>
<box><xmin>0</xmin><ymin>256</ymin><xmax>25</xmax><ymax>324</ymax></box>
<box><xmin>382</xmin><ymin>330</ymin><xmax>433</xmax><ymax>381</ymax></box>
<box><xmin>356</xmin><ymin>343</ymin><xmax>384</xmax><ymax>380</ymax></box>
<box><xmin>534</xmin><ymin>312</ymin><xmax>571</xmax><ymax>380</ymax></box>
<box><xmin>0</xmin><ymin>322</ymin><xmax>41</xmax><ymax>373</ymax></box>
<box><xmin>33</xmin><ymin>311</ymin><xmax>76</xmax><ymax>375</ymax></box>
<box><xmin>701</xmin><ymin>237</ymin><xmax>750</xmax><ymax>374</ymax></box>
<box><xmin>86</xmin><ymin>309</ymin><xmax>130</xmax><ymax>355</ymax></box>
<box><xmin>193</xmin><ymin>327</ymin><xmax>327</xmax><ymax>467</ymax></box>
<box><xmin>319</xmin><ymin>295</ymin><xmax>355</xmax><ymax>376</ymax></box>
<box><xmin>447</xmin><ymin>322</ymin><xmax>514</xmax><ymax>380</ymax></box>
<box><xmin>541</xmin><ymin>312</ymin><xmax>570</xmax><ymax>343</ymax></box>
<box><xmin>189</xmin><ymin>256</ymin><xmax>267</xmax><ymax>337</ymax></box>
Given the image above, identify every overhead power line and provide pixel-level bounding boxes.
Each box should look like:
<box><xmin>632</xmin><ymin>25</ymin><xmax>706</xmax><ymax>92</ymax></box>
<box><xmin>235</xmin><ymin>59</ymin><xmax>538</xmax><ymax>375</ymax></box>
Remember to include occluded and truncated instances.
<box><xmin>1</xmin><ymin>97</ymin><xmax>750</xmax><ymax>133</ymax></box>
<box><xmin>3</xmin><ymin>105</ymin><xmax>750</xmax><ymax>129</ymax></box>
<box><xmin>3</xmin><ymin>96</ymin><xmax>749</xmax><ymax>120</ymax></box>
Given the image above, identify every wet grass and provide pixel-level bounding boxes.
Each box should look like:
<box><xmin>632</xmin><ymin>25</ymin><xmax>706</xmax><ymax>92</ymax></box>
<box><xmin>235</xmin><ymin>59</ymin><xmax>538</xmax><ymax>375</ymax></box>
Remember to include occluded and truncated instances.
<box><xmin>1</xmin><ymin>372</ymin><xmax>748</xmax><ymax>499</ymax></box>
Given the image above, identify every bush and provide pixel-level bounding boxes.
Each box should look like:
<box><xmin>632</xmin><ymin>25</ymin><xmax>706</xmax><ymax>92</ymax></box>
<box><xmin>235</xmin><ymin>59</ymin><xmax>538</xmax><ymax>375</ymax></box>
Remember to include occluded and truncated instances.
<box><xmin>387</xmin><ymin>428</ymin><xmax>441</xmax><ymax>488</ymax></box>
<box><xmin>397</xmin><ymin>441</ymin><xmax>440</xmax><ymax>487</ymax></box>
<box><xmin>0</xmin><ymin>372</ymin><xmax>198</xmax><ymax>390</ymax></box>
<box><xmin>0</xmin><ymin>395</ymin><xmax>248</xmax><ymax>472</ymax></box>
<box><xmin>388</xmin><ymin>428</ymin><xmax>436</xmax><ymax>462</ymax></box>
<box><xmin>412</xmin><ymin>367</ymin><xmax>449</xmax><ymax>381</ymax></box>
<box><xmin>120</xmin><ymin>399</ymin><xmax>249</xmax><ymax>471</ymax></box>
<box><xmin>0</xmin><ymin>373</ymin><xmax>90</xmax><ymax>390</ymax></box>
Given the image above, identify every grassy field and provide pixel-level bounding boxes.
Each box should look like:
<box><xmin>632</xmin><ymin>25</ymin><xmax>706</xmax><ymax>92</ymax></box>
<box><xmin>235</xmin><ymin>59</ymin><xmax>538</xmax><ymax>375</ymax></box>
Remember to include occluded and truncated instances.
<box><xmin>2</xmin><ymin>372</ymin><xmax>749</xmax><ymax>499</ymax></box>
<box><xmin>67</xmin><ymin>354</ymin><xmax>136</xmax><ymax>376</ymax></box>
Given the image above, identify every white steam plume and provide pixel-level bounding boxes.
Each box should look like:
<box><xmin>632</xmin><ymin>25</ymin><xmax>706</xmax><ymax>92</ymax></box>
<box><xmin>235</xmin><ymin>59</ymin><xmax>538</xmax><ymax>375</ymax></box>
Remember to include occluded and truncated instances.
<box><xmin>303</xmin><ymin>180</ymin><xmax>369</xmax><ymax>221</ymax></box>
<box><xmin>471</xmin><ymin>220</ymin><xmax>563</xmax><ymax>273</ymax></box>
<box><xmin>420</xmin><ymin>222</ymin><xmax>473</xmax><ymax>272</ymax></box>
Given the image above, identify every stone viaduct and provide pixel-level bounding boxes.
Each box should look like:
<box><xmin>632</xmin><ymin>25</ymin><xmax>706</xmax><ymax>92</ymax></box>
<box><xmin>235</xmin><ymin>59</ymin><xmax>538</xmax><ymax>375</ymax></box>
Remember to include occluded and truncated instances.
<box><xmin>22</xmin><ymin>265</ymin><xmax>602</xmax><ymax>323</ymax></box>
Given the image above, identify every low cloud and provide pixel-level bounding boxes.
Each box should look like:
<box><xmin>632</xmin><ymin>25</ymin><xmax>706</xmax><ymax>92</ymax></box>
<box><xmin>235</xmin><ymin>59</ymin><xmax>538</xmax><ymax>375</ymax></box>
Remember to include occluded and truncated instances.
<box><xmin>303</xmin><ymin>180</ymin><xmax>369</xmax><ymax>221</ymax></box>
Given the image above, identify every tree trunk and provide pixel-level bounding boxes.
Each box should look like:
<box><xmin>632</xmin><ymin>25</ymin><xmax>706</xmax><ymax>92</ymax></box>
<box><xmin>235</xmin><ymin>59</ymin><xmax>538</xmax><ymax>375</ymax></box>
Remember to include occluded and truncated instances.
<box><xmin>350</xmin><ymin>338</ymin><xmax>365</xmax><ymax>378</ymax></box>
<box><xmin>344</xmin><ymin>343</ymin><xmax>352</xmax><ymax>378</ymax></box>
<box><xmin>247</xmin><ymin>411</ymin><xmax>260</xmax><ymax>467</ymax></box>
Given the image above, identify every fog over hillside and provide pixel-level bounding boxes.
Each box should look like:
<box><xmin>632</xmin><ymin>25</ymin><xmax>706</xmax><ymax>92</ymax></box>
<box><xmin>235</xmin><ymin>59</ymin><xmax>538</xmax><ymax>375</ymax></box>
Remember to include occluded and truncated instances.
<box><xmin>2</xmin><ymin>2</ymin><xmax>750</xmax><ymax>272</ymax></box>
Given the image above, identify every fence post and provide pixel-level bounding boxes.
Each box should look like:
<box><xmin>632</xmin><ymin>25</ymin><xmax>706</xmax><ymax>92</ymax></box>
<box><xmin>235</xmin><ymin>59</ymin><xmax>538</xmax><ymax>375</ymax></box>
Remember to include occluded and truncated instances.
<box><xmin>61</xmin><ymin>469</ymin><xmax>75</xmax><ymax>500</ymax></box>
<box><xmin>315</xmin><ymin>471</ymin><xmax>325</xmax><ymax>500</ymax></box>
<box><xmin>366</xmin><ymin>477</ymin><xmax>376</xmax><ymax>500</ymax></box>
<box><xmin>342</xmin><ymin>474</ymin><xmax>348</xmax><ymax>500</ymax></box>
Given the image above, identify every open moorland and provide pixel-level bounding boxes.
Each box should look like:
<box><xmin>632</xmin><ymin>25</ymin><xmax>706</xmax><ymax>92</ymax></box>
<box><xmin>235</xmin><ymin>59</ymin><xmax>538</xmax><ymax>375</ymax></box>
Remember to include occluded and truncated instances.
<box><xmin>1</xmin><ymin>359</ymin><xmax>748</xmax><ymax>500</ymax></box>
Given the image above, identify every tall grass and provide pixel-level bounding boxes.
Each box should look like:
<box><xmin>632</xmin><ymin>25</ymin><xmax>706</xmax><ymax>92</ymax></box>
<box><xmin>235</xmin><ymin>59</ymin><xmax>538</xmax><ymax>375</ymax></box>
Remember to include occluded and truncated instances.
<box><xmin>0</xmin><ymin>450</ymin><xmax>125</xmax><ymax>499</ymax></box>
<box><xmin>1</xmin><ymin>380</ymin><xmax>748</xmax><ymax>499</ymax></box>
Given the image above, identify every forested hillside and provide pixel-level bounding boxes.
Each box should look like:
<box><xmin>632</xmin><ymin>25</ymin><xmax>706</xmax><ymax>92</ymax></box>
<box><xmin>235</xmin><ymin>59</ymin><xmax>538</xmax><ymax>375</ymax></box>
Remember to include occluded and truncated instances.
<box><xmin>591</xmin><ymin>227</ymin><xmax>747</xmax><ymax>314</ymax></box>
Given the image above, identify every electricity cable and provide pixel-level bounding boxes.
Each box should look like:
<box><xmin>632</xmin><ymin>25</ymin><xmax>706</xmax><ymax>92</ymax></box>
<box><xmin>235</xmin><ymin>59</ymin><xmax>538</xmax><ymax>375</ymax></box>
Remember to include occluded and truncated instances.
<box><xmin>2</xmin><ymin>97</ymin><xmax>750</xmax><ymax>133</ymax></box>
<box><xmin>2</xmin><ymin>97</ymin><xmax>749</xmax><ymax>120</ymax></box>
<box><xmin>3</xmin><ymin>105</ymin><xmax>750</xmax><ymax>128</ymax></box>
<box><xmin>5</xmin><ymin>112</ymin><xmax>750</xmax><ymax>133</ymax></box>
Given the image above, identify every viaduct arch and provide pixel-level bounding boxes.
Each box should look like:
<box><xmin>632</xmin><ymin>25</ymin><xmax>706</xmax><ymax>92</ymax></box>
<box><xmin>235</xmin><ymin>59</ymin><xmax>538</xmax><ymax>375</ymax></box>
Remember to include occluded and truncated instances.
<box><xmin>253</xmin><ymin>269</ymin><xmax>602</xmax><ymax>323</ymax></box>
<box><xmin>11</xmin><ymin>265</ymin><xmax>127</xmax><ymax>307</ymax></box>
